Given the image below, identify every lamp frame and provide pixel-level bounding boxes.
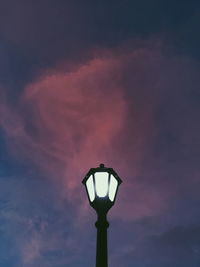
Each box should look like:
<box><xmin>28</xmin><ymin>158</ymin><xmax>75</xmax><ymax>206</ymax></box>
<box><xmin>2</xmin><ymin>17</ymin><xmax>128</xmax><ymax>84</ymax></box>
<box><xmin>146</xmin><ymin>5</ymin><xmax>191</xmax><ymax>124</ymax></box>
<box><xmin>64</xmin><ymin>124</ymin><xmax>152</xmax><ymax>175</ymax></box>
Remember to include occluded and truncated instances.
<box><xmin>82</xmin><ymin>164</ymin><xmax>122</xmax><ymax>213</ymax></box>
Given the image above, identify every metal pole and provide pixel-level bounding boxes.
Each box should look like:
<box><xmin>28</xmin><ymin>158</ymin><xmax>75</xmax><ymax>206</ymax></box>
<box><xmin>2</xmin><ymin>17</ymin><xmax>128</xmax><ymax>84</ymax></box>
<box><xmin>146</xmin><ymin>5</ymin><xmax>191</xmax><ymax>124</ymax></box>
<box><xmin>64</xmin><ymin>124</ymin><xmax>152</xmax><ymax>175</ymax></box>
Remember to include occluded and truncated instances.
<box><xmin>95</xmin><ymin>212</ymin><xmax>109</xmax><ymax>267</ymax></box>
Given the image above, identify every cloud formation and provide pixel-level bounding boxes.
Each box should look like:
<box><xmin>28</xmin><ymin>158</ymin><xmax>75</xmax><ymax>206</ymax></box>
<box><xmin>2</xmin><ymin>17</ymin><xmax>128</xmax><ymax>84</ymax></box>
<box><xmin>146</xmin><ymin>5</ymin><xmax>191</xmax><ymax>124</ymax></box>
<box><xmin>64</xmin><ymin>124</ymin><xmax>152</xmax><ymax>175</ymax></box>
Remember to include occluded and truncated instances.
<box><xmin>0</xmin><ymin>41</ymin><xmax>200</xmax><ymax>265</ymax></box>
<box><xmin>1</xmin><ymin>41</ymin><xmax>200</xmax><ymax>212</ymax></box>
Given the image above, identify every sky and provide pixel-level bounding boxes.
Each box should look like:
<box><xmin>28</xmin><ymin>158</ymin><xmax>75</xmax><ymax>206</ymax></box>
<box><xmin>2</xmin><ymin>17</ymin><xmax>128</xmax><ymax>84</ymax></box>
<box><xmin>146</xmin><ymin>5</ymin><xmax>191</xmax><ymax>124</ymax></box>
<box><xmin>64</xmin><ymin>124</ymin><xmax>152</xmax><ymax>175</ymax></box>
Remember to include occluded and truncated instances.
<box><xmin>0</xmin><ymin>1</ymin><xmax>200</xmax><ymax>266</ymax></box>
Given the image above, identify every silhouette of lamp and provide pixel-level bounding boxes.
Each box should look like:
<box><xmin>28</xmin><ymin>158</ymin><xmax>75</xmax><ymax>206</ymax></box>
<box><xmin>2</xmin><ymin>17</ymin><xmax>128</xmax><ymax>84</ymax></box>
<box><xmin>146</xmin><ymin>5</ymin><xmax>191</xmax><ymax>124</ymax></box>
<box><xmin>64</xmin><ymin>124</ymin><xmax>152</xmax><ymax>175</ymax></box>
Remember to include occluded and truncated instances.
<box><xmin>82</xmin><ymin>164</ymin><xmax>122</xmax><ymax>267</ymax></box>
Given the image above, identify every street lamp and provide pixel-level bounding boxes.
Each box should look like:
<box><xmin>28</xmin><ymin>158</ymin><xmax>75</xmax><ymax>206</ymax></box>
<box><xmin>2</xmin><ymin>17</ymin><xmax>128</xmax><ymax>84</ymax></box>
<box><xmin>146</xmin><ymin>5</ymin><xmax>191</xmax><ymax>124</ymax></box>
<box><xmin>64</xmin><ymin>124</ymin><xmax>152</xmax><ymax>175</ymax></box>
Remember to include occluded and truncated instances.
<box><xmin>82</xmin><ymin>163</ymin><xmax>122</xmax><ymax>267</ymax></box>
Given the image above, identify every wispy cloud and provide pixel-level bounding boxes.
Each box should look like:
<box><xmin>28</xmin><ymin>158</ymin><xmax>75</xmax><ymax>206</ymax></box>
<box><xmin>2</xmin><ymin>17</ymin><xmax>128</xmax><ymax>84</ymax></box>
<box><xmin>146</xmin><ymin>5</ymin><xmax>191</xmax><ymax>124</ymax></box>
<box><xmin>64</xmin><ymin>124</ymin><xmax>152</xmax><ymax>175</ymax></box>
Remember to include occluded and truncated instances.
<box><xmin>0</xmin><ymin>40</ymin><xmax>200</xmax><ymax>265</ymax></box>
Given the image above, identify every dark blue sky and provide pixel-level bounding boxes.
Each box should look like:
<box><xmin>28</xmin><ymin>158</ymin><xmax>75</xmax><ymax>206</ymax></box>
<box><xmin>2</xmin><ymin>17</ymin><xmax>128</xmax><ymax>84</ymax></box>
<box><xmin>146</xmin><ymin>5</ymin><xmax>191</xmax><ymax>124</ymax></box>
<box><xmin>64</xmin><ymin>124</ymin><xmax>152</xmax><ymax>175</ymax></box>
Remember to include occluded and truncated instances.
<box><xmin>0</xmin><ymin>1</ymin><xmax>200</xmax><ymax>266</ymax></box>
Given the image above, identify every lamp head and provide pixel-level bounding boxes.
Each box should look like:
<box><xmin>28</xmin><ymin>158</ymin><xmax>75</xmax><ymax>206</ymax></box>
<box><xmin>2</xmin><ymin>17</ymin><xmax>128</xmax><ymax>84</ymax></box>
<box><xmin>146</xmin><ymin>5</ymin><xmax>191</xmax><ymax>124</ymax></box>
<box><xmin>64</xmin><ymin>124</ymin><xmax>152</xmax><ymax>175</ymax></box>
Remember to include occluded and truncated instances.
<box><xmin>82</xmin><ymin>164</ymin><xmax>122</xmax><ymax>214</ymax></box>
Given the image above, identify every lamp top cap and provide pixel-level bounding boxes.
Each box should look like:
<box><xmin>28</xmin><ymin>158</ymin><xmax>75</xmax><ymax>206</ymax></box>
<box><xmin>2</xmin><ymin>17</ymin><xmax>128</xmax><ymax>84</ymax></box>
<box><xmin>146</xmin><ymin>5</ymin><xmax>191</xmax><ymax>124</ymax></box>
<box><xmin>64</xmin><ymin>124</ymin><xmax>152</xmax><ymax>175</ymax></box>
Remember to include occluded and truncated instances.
<box><xmin>82</xmin><ymin>163</ymin><xmax>122</xmax><ymax>185</ymax></box>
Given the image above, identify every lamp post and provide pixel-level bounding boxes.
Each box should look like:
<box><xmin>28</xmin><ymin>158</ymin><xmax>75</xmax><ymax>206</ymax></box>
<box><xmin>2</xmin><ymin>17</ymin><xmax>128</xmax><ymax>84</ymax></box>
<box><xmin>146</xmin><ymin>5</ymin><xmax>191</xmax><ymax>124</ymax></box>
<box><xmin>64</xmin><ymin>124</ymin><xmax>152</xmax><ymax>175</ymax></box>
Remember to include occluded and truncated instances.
<box><xmin>82</xmin><ymin>164</ymin><xmax>122</xmax><ymax>267</ymax></box>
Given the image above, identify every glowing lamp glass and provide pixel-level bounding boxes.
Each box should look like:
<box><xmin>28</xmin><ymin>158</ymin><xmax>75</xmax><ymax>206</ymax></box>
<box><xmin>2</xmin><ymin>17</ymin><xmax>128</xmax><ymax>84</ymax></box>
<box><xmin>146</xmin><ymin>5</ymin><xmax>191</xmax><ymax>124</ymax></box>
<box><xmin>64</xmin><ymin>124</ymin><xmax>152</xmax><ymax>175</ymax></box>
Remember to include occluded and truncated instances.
<box><xmin>95</xmin><ymin>172</ymin><xmax>109</xmax><ymax>197</ymax></box>
<box><xmin>86</xmin><ymin>175</ymin><xmax>95</xmax><ymax>202</ymax></box>
<box><xmin>109</xmin><ymin>174</ymin><xmax>118</xmax><ymax>201</ymax></box>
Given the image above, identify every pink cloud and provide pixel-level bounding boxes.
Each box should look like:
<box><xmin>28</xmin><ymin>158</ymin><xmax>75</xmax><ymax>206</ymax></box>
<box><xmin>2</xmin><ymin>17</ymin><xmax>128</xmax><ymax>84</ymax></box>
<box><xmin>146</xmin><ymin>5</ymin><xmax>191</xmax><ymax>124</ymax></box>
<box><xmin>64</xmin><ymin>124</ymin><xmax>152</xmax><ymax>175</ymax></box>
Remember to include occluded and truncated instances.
<box><xmin>2</xmin><ymin>42</ymin><xmax>198</xmax><ymax>227</ymax></box>
<box><xmin>0</xmin><ymin>46</ymin><xmax>165</xmax><ymax>221</ymax></box>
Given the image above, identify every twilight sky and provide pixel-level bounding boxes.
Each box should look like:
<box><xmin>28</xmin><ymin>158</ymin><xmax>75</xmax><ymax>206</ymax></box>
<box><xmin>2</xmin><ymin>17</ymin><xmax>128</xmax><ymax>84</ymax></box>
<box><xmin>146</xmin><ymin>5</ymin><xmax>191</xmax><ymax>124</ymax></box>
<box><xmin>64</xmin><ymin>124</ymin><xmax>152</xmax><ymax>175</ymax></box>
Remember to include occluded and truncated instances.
<box><xmin>0</xmin><ymin>1</ymin><xmax>200</xmax><ymax>266</ymax></box>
